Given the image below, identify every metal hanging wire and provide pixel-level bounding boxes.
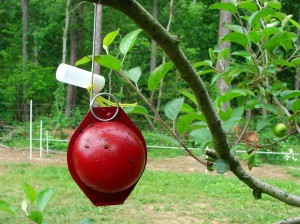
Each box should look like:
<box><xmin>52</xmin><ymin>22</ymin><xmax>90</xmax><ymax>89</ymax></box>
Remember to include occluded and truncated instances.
<box><xmin>89</xmin><ymin>2</ymin><xmax>120</xmax><ymax>121</ymax></box>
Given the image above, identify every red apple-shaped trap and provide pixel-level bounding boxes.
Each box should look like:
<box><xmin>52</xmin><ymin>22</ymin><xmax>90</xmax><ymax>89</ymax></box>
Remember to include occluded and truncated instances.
<box><xmin>67</xmin><ymin>107</ymin><xmax>147</xmax><ymax>206</ymax></box>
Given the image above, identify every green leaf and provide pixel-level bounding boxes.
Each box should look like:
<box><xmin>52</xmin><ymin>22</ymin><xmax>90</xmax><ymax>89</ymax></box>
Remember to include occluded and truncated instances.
<box><xmin>75</xmin><ymin>56</ymin><xmax>92</xmax><ymax>66</ymax></box>
<box><xmin>256</xmin><ymin>117</ymin><xmax>275</xmax><ymax>131</ymax></box>
<box><xmin>37</xmin><ymin>188</ymin><xmax>56</xmax><ymax>212</ymax></box>
<box><xmin>226</xmin><ymin>24</ymin><xmax>247</xmax><ymax>34</ymax></box>
<box><xmin>21</xmin><ymin>199</ymin><xmax>28</xmax><ymax>214</ymax></box>
<box><xmin>238</xmin><ymin>1</ymin><xmax>258</xmax><ymax>12</ymax></box>
<box><xmin>193</xmin><ymin>60</ymin><xmax>213</xmax><ymax>68</ymax></box>
<box><xmin>248</xmin><ymin>8</ymin><xmax>275</xmax><ymax>27</ymax></box>
<box><xmin>124</xmin><ymin>105</ymin><xmax>148</xmax><ymax>115</ymax></box>
<box><xmin>219</xmin><ymin>106</ymin><xmax>233</xmax><ymax>121</ymax></box>
<box><xmin>0</xmin><ymin>200</ymin><xmax>16</xmax><ymax>215</ymax></box>
<box><xmin>119</xmin><ymin>29</ymin><xmax>143</xmax><ymax>56</ymax></box>
<box><xmin>222</xmin><ymin>107</ymin><xmax>244</xmax><ymax>132</ymax></box>
<box><xmin>217</xmin><ymin>89</ymin><xmax>253</xmax><ymax>108</ymax></box>
<box><xmin>124</xmin><ymin>67</ymin><xmax>141</xmax><ymax>84</ymax></box>
<box><xmin>148</xmin><ymin>62</ymin><xmax>174</xmax><ymax>91</ymax></box>
<box><xmin>22</xmin><ymin>183</ymin><xmax>37</xmax><ymax>204</ymax></box>
<box><xmin>190</xmin><ymin>128</ymin><xmax>212</xmax><ymax>146</ymax></box>
<box><xmin>262</xmin><ymin>27</ymin><xmax>279</xmax><ymax>39</ymax></box>
<box><xmin>274</xmin><ymin>59</ymin><xmax>295</xmax><ymax>67</ymax></box>
<box><xmin>179</xmin><ymin>90</ymin><xmax>197</xmax><ymax>105</ymax></box>
<box><xmin>211</xmin><ymin>72</ymin><xmax>228</xmax><ymax>86</ymax></box>
<box><xmin>148</xmin><ymin>133</ymin><xmax>180</xmax><ymax>147</ymax></box>
<box><xmin>28</xmin><ymin>211</ymin><xmax>43</xmax><ymax>224</ymax></box>
<box><xmin>177</xmin><ymin>113</ymin><xmax>203</xmax><ymax>134</ymax></box>
<box><xmin>209</xmin><ymin>48</ymin><xmax>216</xmax><ymax>63</ymax></box>
<box><xmin>164</xmin><ymin>98</ymin><xmax>184</xmax><ymax>121</ymax></box>
<box><xmin>291</xmin><ymin>99</ymin><xmax>300</xmax><ymax>113</ymax></box>
<box><xmin>197</xmin><ymin>69</ymin><xmax>216</xmax><ymax>76</ymax></box>
<box><xmin>181</xmin><ymin>103</ymin><xmax>195</xmax><ymax>114</ymax></box>
<box><xmin>212</xmin><ymin>159</ymin><xmax>230</xmax><ymax>174</ymax></box>
<box><xmin>221</xmin><ymin>32</ymin><xmax>248</xmax><ymax>47</ymax></box>
<box><xmin>254</xmin><ymin>102</ymin><xmax>277</xmax><ymax>114</ymax></box>
<box><xmin>209</xmin><ymin>2</ymin><xmax>237</xmax><ymax>14</ymax></box>
<box><xmin>103</xmin><ymin>28</ymin><xmax>120</xmax><ymax>51</ymax></box>
<box><xmin>263</xmin><ymin>31</ymin><xmax>297</xmax><ymax>51</ymax></box>
<box><xmin>280</xmin><ymin>90</ymin><xmax>300</xmax><ymax>100</ymax></box>
<box><xmin>291</xmin><ymin>58</ymin><xmax>300</xmax><ymax>66</ymax></box>
<box><xmin>248</xmin><ymin>31</ymin><xmax>261</xmax><ymax>44</ymax></box>
<box><xmin>248</xmin><ymin>154</ymin><xmax>256</xmax><ymax>171</ymax></box>
<box><xmin>77</xmin><ymin>218</ymin><xmax>97</xmax><ymax>224</ymax></box>
<box><xmin>94</xmin><ymin>55</ymin><xmax>121</xmax><ymax>72</ymax></box>
<box><xmin>288</xmin><ymin>18</ymin><xmax>300</xmax><ymax>29</ymax></box>
<box><xmin>266</xmin><ymin>0</ymin><xmax>281</xmax><ymax>10</ymax></box>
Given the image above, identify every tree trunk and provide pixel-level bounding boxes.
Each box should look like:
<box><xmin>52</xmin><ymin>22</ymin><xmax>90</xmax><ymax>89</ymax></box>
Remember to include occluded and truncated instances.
<box><xmin>94</xmin><ymin>4</ymin><xmax>103</xmax><ymax>76</ymax></box>
<box><xmin>216</xmin><ymin>0</ymin><xmax>231</xmax><ymax>111</ymax></box>
<box><xmin>150</xmin><ymin>0</ymin><xmax>158</xmax><ymax>73</ymax></box>
<box><xmin>21</xmin><ymin>0</ymin><xmax>29</xmax><ymax>121</ymax></box>
<box><xmin>65</xmin><ymin>5</ymin><xmax>77</xmax><ymax>118</ymax></box>
<box><xmin>62</xmin><ymin>0</ymin><xmax>71</xmax><ymax>64</ymax></box>
<box><xmin>155</xmin><ymin>0</ymin><xmax>174</xmax><ymax>114</ymax></box>
<box><xmin>295</xmin><ymin>17</ymin><xmax>300</xmax><ymax>91</ymax></box>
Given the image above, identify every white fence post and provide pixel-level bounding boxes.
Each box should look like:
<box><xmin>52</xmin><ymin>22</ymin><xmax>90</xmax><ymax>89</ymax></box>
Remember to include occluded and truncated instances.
<box><xmin>40</xmin><ymin>120</ymin><xmax>43</xmax><ymax>158</ymax></box>
<box><xmin>29</xmin><ymin>100</ymin><xmax>33</xmax><ymax>160</ymax></box>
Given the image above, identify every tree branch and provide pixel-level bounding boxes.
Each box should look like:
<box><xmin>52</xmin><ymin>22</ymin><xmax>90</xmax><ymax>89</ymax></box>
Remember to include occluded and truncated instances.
<box><xmin>85</xmin><ymin>0</ymin><xmax>300</xmax><ymax>207</ymax></box>
<box><xmin>275</xmin><ymin>217</ymin><xmax>300</xmax><ymax>224</ymax></box>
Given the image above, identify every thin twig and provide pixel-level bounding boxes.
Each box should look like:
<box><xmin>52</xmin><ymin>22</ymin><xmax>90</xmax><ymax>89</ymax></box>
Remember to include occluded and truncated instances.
<box><xmin>235</xmin><ymin>114</ymin><xmax>252</xmax><ymax>145</ymax></box>
<box><xmin>119</xmin><ymin>70</ymin><xmax>207</xmax><ymax>166</ymax></box>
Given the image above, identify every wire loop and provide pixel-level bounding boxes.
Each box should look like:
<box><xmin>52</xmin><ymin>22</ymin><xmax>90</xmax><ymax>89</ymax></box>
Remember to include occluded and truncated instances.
<box><xmin>90</xmin><ymin>93</ymin><xmax>120</xmax><ymax>122</ymax></box>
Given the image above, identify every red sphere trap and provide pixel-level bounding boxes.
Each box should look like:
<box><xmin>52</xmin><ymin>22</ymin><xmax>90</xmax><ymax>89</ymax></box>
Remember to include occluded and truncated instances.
<box><xmin>67</xmin><ymin>95</ymin><xmax>147</xmax><ymax>206</ymax></box>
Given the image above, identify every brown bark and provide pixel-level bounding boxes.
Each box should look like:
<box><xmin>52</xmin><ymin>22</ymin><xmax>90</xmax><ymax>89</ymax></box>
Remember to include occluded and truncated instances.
<box><xmin>150</xmin><ymin>0</ymin><xmax>158</xmax><ymax>73</ymax></box>
<box><xmin>65</xmin><ymin>7</ymin><xmax>77</xmax><ymax>118</ymax></box>
<box><xmin>21</xmin><ymin>0</ymin><xmax>29</xmax><ymax>121</ymax></box>
<box><xmin>94</xmin><ymin>4</ymin><xmax>103</xmax><ymax>76</ymax></box>
<box><xmin>216</xmin><ymin>0</ymin><xmax>231</xmax><ymax>111</ymax></box>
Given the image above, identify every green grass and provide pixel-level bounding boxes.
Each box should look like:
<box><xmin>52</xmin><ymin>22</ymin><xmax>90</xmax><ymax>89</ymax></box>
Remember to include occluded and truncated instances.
<box><xmin>0</xmin><ymin>163</ymin><xmax>299</xmax><ymax>224</ymax></box>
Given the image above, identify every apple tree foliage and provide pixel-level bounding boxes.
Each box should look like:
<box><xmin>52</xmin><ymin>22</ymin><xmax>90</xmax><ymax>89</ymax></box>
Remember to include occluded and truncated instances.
<box><xmin>79</xmin><ymin>0</ymin><xmax>300</xmax><ymax>208</ymax></box>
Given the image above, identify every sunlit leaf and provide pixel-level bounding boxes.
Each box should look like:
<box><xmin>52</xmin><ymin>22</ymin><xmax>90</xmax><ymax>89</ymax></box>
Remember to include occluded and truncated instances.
<box><xmin>103</xmin><ymin>28</ymin><xmax>120</xmax><ymax>51</ymax></box>
<box><xmin>22</xmin><ymin>183</ymin><xmax>37</xmax><ymax>204</ymax></box>
<box><xmin>21</xmin><ymin>199</ymin><xmax>28</xmax><ymax>214</ymax></box>
<box><xmin>119</xmin><ymin>29</ymin><xmax>143</xmax><ymax>56</ymax></box>
<box><xmin>75</xmin><ymin>56</ymin><xmax>92</xmax><ymax>66</ymax></box>
<box><xmin>248</xmin><ymin>8</ymin><xmax>275</xmax><ymax>27</ymax></box>
<box><xmin>124</xmin><ymin>67</ymin><xmax>142</xmax><ymax>84</ymax></box>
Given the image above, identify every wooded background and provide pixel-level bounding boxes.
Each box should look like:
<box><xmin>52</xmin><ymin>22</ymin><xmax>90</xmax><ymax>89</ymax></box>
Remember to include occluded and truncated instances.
<box><xmin>1</xmin><ymin>0</ymin><xmax>299</xmax><ymax>126</ymax></box>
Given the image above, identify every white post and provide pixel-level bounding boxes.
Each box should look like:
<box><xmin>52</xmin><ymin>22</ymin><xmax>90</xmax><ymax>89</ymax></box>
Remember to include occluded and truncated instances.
<box><xmin>29</xmin><ymin>100</ymin><xmax>33</xmax><ymax>160</ymax></box>
<box><xmin>40</xmin><ymin>120</ymin><xmax>43</xmax><ymax>158</ymax></box>
<box><xmin>46</xmin><ymin>131</ymin><xmax>49</xmax><ymax>155</ymax></box>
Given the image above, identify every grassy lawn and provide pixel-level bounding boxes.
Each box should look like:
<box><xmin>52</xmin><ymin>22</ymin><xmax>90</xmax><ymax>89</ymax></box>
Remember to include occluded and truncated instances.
<box><xmin>0</xmin><ymin>162</ymin><xmax>299</xmax><ymax>224</ymax></box>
